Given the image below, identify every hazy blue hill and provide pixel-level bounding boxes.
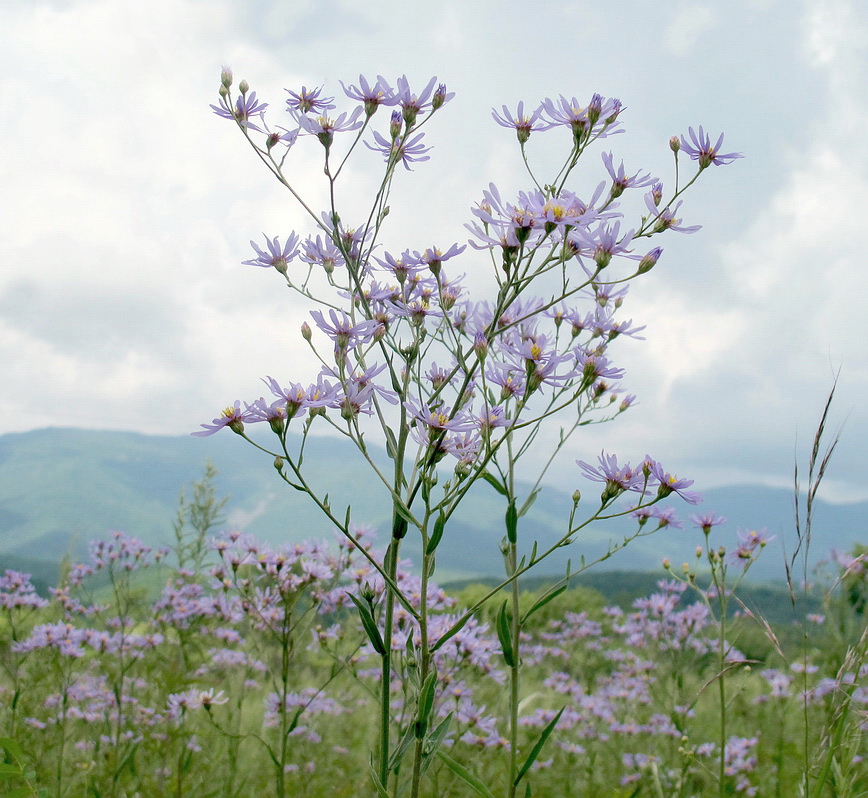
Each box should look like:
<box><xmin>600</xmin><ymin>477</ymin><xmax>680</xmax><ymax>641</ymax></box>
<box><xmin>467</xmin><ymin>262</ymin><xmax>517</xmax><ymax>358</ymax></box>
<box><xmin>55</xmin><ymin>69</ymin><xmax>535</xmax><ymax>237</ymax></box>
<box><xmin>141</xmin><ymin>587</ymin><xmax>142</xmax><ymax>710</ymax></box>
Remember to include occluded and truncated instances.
<box><xmin>0</xmin><ymin>427</ymin><xmax>862</xmax><ymax>585</ymax></box>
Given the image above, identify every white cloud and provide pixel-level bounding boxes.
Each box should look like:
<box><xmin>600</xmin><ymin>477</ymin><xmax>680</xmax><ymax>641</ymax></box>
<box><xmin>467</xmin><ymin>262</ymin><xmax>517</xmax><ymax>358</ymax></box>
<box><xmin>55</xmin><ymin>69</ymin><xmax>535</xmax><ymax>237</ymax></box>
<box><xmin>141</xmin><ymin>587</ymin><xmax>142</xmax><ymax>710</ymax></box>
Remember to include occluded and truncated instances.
<box><xmin>1</xmin><ymin>0</ymin><xmax>865</xmax><ymax>506</ymax></box>
<box><xmin>663</xmin><ymin>6</ymin><xmax>718</xmax><ymax>56</ymax></box>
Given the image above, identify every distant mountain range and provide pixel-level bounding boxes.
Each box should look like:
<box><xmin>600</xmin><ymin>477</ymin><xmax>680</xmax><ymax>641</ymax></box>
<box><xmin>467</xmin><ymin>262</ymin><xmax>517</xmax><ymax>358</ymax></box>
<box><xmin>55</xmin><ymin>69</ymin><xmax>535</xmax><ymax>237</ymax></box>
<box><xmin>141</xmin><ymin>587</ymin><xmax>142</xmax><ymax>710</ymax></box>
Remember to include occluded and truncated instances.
<box><xmin>0</xmin><ymin>427</ymin><xmax>863</xmax><ymax>586</ymax></box>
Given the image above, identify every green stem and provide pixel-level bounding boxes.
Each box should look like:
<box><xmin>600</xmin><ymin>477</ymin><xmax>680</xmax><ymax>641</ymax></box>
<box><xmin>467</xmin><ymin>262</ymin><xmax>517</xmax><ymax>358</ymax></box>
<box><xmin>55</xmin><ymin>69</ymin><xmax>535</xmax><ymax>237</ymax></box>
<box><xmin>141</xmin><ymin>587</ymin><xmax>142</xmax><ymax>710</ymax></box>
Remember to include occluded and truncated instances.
<box><xmin>377</xmin><ymin>540</ymin><xmax>399</xmax><ymax>790</ymax></box>
<box><xmin>508</xmin><ymin>541</ymin><xmax>520</xmax><ymax>798</ymax></box>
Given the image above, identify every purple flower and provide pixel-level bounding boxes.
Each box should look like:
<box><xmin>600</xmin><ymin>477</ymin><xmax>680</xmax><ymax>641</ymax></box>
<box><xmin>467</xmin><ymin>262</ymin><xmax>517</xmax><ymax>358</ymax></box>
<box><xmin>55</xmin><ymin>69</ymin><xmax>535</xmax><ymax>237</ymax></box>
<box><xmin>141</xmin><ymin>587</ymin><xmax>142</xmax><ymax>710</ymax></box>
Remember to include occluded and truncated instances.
<box><xmin>577</xmin><ymin>452</ymin><xmax>645</xmax><ymax>501</ymax></box>
<box><xmin>632</xmin><ymin>506</ymin><xmax>683</xmax><ymax>529</ymax></box>
<box><xmin>679</xmin><ymin>126</ymin><xmax>743</xmax><ymax>169</ymax></box>
<box><xmin>285</xmin><ymin>85</ymin><xmax>335</xmax><ymax>114</ymax></box>
<box><xmin>491</xmin><ymin>102</ymin><xmax>551</xmax><ymax>143</ymax></box>
<box><xmin>731</xmin><ymin>528</ymin><xmax>775</xmax><ymax>564</ymax></box>
<box><xmin>297</xmin><ymin>108</ymin><xmax>364</xmax><ymax>148</ymax></box>
<box><xmin>404</xmin><ymin>398</ymin><xmax>475</xmax><ymax>433</ymax></box>
<box><xmin>366</xmin><ymin>130</ymin><xmax>431</xmax><ymax>170</ymax></box>
<box><xmin>395</xmin><ymin>75</ymin><xmax>440</xmax><ymax>125</ymax></box>
<box><xmin>299</xmin><ymin>235</ymin><xmax>345</xmax><ymax>274</ymax></box>
<box><xmin>690</xmin><ymin>513</ymin><xmax>727</xmax><ymax>534</ymax></box>
<box><xmin>242</xmin><ymin>233</ymin><xmax>300</xmax><ymax>274</ymax></box>
<box><xmin>644</xmin><ymin>196</ymin><xmax>702</xmax><ymax>234</ymax></box>
<box><xmin>210</xmin><ymin>91</ymin><xmax>269</xmax><ymax>132</ymax></box>
<box><xmin>601</xmin><ymin>151</ymin><xmax>656</xmax><ymax>198</ymax></box>
<box><xmin>192</xmin><ymin>401</ymin><xmax>251</xmax><ymax>436</ymax></box>
<box><xmin>310</xmin><ymin>309</ymin><xmax>381</xmax><ymax>355</ymax></box>
<box><xmin>648</xmin><ymin>461</ymin><xmax>702</xmax><ymax>504</ymax></box>
<box><xmin>340</xmin><ymin>75</ymin><xmax>397</xmax><ymax>116</ymax></box>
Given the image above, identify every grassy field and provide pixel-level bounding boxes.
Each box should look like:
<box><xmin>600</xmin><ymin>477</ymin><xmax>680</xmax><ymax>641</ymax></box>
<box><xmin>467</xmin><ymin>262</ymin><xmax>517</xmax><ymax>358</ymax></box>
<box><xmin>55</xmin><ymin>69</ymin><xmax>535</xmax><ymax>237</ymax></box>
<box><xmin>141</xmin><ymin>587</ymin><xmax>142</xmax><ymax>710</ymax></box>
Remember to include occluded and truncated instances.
<box><xmin>1</xmin><ymin>524</ymin><xmax>865</xmax><ymax>798</ymax></box>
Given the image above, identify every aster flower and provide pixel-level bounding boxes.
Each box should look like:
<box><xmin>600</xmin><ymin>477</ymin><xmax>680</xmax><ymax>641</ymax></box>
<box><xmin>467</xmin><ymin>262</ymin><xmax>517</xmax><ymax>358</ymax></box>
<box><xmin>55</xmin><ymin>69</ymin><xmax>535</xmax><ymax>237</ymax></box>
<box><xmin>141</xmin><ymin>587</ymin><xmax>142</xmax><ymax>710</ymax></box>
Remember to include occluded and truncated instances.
<box><xmin>340</xmin><ymin>75</ymin><xmax>397</xmax><ymax>116</ymax></box>
<box><xmin>415</xmin><ymin>243</ymin><xmax>466</xmax><ymax>274</ymax></box>
<box><xmin>491</xmin><ymin>101</ymin><xmax>551</xmax><ymax>143</ymax></box>
<box><xmin>299</xmin><ymin>235</ymin><xmax>345</xmax><ymax>274</ymax></box>
<box><xmin>210</xmin><ymin>91</ymin><xmax>269</xmax><ymax>132</ymax></box>
<box><xmin>731</xmin><ymin>528</ymin><xmax>775</xmax><ymax>564</ymax></box>
<box><xmin>601</xmin><ymin>152</ymin><xmax>656</xmax><ymax>198</ymax></box>
<box><xmin>395</xmin><ymin>75</ymin><xmax>440</xmax><ymax>125</ymax></box>
<box><xmin>644</xmin><ymin>196</ymin><xmax>702</xmax><ymax>234</ymax></box>
<box><xmin>679</xmin><ymin>126</ymin><xmax>743</xmax><ymax>169</ymax></box>
<box><xmin>285</xmin><ymin>85</ymin><xmax>335</xmax><ymax>114</ymax></box>
<box><xmin>366</xmin><ymin>130</ymin><xmax>431</xmax><ymax>170</ymax></box>
<box><xmin>404</xmin><ymin>398</ymin><xmax>475</xmax><ymax>433</ymax></box>
<box><xmin>242</xmin><ymin>233</ymin><xmax>300</xmax><ymax>274</ymax></box>
<box><xmin>648</xmin><ymin>461</ymin><xmax>702</xmax><ymax>505</ymax></box>
<box><xmin>310</xmin><ymin>309</ymin><xmax>381</xmax><ymax>355</ymax></box>
<box><xmin>192</xmin><ymin>402</ymin><xmax>252</xmax><ymax>436</ymax></box>
<box><xmin>577</xmin><ymin>451</ymin><xmax>645</xmax><ymax>501</ymax></box>
<box><xmin>690</xmin><ymin>513</ymin><xmax>727</xmax><ymax>535</ymax></box>
<box><xmin>297</xmin><ymin>108</ymin><xmax>364</xmax><ymax>148</ymax></box>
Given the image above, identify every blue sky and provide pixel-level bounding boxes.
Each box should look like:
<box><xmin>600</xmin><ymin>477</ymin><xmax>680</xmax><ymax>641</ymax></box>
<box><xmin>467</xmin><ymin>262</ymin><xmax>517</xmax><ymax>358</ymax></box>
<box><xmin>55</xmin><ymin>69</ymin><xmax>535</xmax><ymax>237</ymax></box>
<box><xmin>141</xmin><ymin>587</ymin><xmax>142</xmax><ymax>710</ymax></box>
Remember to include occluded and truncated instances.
<box><xmin>2</xmin><ymin>0</ymin><xmax>866</xmax><ymax>503</ymax></box>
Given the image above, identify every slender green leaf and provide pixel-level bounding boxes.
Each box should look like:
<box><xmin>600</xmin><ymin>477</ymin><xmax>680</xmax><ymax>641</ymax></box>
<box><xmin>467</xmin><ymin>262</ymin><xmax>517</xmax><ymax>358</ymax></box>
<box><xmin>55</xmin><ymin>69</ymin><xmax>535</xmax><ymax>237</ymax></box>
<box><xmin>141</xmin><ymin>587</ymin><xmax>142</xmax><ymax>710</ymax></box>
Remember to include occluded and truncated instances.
<box><xmin>435</xmin><ymin>752</ymin><xmax>495</xmax><ymax>798</ymax></box>
<box><xmin>514</xmin><ymin>707</ymin><xmax>565</xmax><ymax>786</ymax></box>
<box><xmin>481</xmin><ymin>470</ymin><xmax>508</xmax><ymax>495</ymax></box>
<box><xmin>425</xmin><ymin>513</ymin><xmax>447</xmax><ymax>555</ymax></box>
<box><xmin>415</xmin><ymin>669</ymin><xmax>438</xmax><ymax>738</ymax></box>
<box><xmin>0</xmin><ymin>738</ymin><xmax>23</xmax><ymax>761</ymax></box>
<box><xmin>521</xmin><ymin>585</ymin><xmax>568</xmax><ymax>624</ymax></box>
<box><xmin>518</xmin><ymin>488</ymin><xmax>540</xmax><ymax>518</ymax></box>
<box><xmin>431</xmin><ymin>612</ymin><xmax>472</xmax><ymax>653</ymax></box>
<box><xmin>369</xmin><ymin>764</ymin><xmax>393</xmax><ymax>798</ymax></box>
<box><xmin>496</xmin><ymin>600</ymin><xmax>515</xmax><ymax>667</ymax></box>
<box><xmin>387</xmin><ymin>724</ymin><xmax>416</xmax><ymax>773</ymax></box>
<box><xmin>347</xmin><ymin>593</ymin><xmax>386</xmax><ymax>655</ymax></box>
<box><xmin>384</xmin><ymin>426</ymin><xmax>398</xmax><ymax>461</ymax></box>
<box><xmin>505</xmin><ymin>499</ymin><xmax>518</xmax><ymax>544</ymax></box>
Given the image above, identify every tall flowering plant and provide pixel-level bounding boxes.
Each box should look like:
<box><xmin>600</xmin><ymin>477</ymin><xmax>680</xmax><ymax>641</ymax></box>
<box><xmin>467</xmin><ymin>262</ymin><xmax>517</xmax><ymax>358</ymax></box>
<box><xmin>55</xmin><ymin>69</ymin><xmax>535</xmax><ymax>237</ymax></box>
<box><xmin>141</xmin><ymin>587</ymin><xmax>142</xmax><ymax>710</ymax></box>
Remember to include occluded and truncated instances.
<box><xmin>201</xmin><ymin>68</ymin><xmax>740</xmax><ymax>797</ymax></box>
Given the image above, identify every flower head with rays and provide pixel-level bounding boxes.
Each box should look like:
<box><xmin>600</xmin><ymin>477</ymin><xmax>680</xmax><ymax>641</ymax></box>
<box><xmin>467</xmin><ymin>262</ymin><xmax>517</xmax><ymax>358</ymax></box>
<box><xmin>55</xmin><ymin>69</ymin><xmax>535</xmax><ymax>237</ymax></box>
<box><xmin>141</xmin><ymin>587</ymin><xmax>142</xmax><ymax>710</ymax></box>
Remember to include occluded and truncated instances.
<box><xmin>679</xmin><ymin>126</ymin><xmax>743</xmax><ymax>169</ymax></box>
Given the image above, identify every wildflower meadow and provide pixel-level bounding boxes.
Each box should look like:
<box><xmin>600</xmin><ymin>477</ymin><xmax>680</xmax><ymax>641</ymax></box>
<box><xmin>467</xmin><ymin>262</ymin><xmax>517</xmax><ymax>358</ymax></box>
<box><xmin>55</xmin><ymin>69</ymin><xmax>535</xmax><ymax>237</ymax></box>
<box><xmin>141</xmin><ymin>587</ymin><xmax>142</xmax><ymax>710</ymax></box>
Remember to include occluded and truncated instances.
<box><xmin>1</xmin><ymin>71</ymin><xmax>865</xmax><ymax>797</ymax></box>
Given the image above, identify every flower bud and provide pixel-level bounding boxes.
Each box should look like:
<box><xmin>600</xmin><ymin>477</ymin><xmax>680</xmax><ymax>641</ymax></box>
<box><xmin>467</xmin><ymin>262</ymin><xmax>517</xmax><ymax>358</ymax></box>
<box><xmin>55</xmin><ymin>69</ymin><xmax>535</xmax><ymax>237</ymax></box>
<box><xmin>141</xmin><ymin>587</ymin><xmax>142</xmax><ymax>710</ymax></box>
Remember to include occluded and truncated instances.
<box><xmin>218</xmin><ymin>85</ymin><xmax>229</xmax><ymax>99</ymax></box>
<box><xmin>472</xmin><ymin>331</ymin><xmax>488</xmax><ymax>360</ymax></box>
<box><xmin>239</xmin><ymin>79</ymin><xmax>249</xmax><ymax>94</ymax></box>
<box><xmin>662</xmin><ymin>558</ymin><xmax>671</xmax><ymax>569</ymax></box>
<box><xmin>638</xmin><ymin>247</ymin><xmax>662</xmax><ymax>275</ymax></box>
<box><xmin>432</xmin><ymin>83</ymin><xmax>448</xmax><ymax>110</ymax></box>
<box><xmin>220</xmin><ymin>67</ymin><xmax>233</xmax><ymax>89</ymax></box>
<box><xmin>695</xmin><ymin>546</ymin><xmax>703</xmax><ymax>559</ymax></box>
<box><xmin>301</xmin><ymin>321</ymin><xmax>312</xmax><ymax>342</ymax></box>
<box><xmin>572</xmin><ymin>489</ymin><xmax>581</xmax><ymax>505</ymax></box>
<box><xmin>390</xmin><ymin>110</ymin><xmax>402</xmax><ymax>139</ymax></box>
<box><xmin>669</xmin><ymin>136</ymin><xmax>680</xmax><ymax>153</ymax></box>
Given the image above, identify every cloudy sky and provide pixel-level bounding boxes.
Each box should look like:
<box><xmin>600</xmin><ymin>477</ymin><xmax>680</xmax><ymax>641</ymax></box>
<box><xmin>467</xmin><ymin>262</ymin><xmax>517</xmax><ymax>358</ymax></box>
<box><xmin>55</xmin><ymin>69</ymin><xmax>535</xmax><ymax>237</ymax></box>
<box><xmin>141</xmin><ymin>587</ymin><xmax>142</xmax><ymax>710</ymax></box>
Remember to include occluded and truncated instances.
<box><xmin>2</xmin><ymin>0</ymin><xmax>866</xmax><ymax>504</ymax></box>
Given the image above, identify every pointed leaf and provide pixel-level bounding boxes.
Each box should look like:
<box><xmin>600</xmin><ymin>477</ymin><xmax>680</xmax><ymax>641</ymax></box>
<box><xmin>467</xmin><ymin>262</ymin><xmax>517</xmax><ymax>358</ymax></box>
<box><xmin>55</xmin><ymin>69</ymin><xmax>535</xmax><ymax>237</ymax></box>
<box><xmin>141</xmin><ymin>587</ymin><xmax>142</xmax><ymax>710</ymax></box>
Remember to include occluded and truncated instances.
<box><xmin>496</xmin><ymin>600</ymin><xmax>515</xmax><ymax>667</ymax></box>
<box><xmin>505</xmin><ymin>499</ymin><xmax>518</xmax><ymax>544</ymax></box>
<box><xmin>431</xmin><ymin>612</ymin><xmax>472</xmax><ymax>653</ymax></box>
<box><xmin>514</xmin><ymin>707</ymin><xmax>565</xmax><ymax>786</ymax></box>
<box><xmin>435</xmin><ymin>752</ymin><xmax>495</xmax><ymax>798</ymax></box>
<box><xmin>384</xmin><ymin>426</ymin><xmax>398</xmax><ymax>461</ymax></box>
<box><xmin>0</xmin><ymin>738</ymin><xmax>23</xmax><ymax>761</ymax></box>
<box><xmin>387</xmin><ymin>724</ymin><xmax>416</xmax><ymax>773</ymax></box>
<box><xmin>481</xmin><ymin>470</ymin><xmax>508</xmax><ymax>495</ymax></box>
<box><xmin>415</xmin><ymin>669</ymin><xmax>438</xmax><ymax>738</ymax></box>
<box><xmin>426</xmin><ymin>513</ymin><xmax>447</xmax><ymax>555</ymax></box>
<box><xmin>521</xmin><ymin>585</ymin><xmax>568</xmax><ymax>624</ymax></box>
<box><xmin>518</xmin><ymin>489</ymin><xmax>540</xmax><ymax>518</ymax></box>
<box><xmin>347</xmin><ymin>593</ymin><xmax>386</xmax><ymax>656</ymax></box>
<box><xmin>369</xmin><ymin>764</ymin><xmax>393</xmax><ymax>798</ymax></box>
